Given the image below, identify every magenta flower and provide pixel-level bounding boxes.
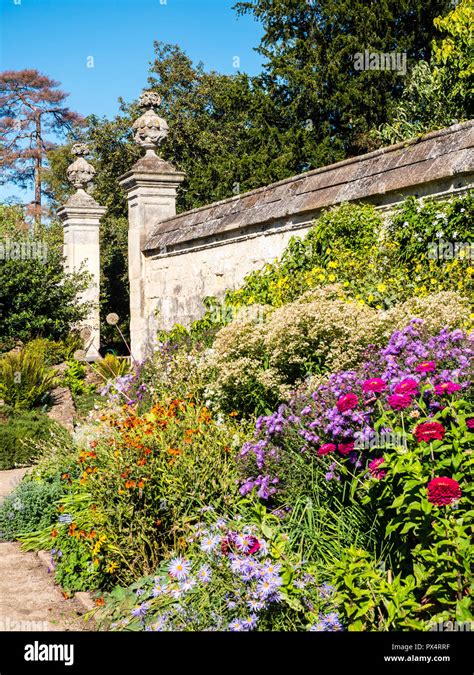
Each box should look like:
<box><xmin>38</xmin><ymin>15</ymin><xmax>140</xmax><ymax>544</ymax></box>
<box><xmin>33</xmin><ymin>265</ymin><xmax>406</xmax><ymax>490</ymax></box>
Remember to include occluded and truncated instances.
<box><xmin>338</xmin><ymin>442</ymin><xmax>355</xmax><ymax>456</ymax></box>
<box><xmin>317</xmin><ymin>443</ymin><xmax>336</xmax><ymax>456</ymax></box>
<box><xmin>394</xmin><ymin>378</ymin><xmax>418</xmax><ymax>395</ymax></box>
<box><xmin>362</xmin><ymin>378</ymin><xmax>386</xmax><ymax>393</ymax></box>
<box><xmin>427</xmin><ymin>477</ymin><xmax>461</xmax><ymax>506</ymax></box>
<box><xmin>336</xmin><ymin>393</ymin><xmax>358</xmax><ymax>413</ymax></box>
<box><xmin>368</xmin><ymin>457</ymin><xmax>386</xmax><ymax>480</ymax></box>
<box><xmin>467</xmin><ymin>418</ymin><xmax>474</xmax><ymax>431</ymax></box>
<box><xmin>414</xmin><ymin>421</ymin><xmax>445</xmax><ymax>443</ymax></box>
<box><xmin>416</xmin><ymin>361</ymin><xmax>436</xmax><ymax>373</ymax></box>
<box><xmin>387</xmin><ymin>393</ymin><xmax>412</xmax><ymax>410</ymax></box>
<box><xmin>434</xmin><ymin>381</ymin><xmax>461</xmax><ymax>396</ymax></box>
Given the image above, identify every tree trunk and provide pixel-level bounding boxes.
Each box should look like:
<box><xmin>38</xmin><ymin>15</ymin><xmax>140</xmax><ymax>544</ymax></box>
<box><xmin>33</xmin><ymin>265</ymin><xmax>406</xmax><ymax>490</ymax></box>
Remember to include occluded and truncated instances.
<box><xmin>34</xmin><ymin>111</ymin><xmax>42</xmax><ymax>225</ymax></box>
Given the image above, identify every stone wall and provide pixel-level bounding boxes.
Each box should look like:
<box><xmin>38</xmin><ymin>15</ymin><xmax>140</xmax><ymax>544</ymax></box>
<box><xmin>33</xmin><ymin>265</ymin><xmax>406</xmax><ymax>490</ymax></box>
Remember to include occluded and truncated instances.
<box><xmin>136</xmin><ymin>121</ymin><xmax>473</xmax><ymax>348</ymax></box>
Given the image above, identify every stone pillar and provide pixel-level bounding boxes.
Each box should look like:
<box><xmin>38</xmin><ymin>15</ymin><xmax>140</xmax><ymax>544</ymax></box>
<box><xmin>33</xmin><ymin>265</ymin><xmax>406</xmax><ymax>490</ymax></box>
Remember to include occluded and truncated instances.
<box><xmin>119</xmin><ymin>92</ymin><xmax>184</xmax><ymax>361</ymax></box>
<box><xmin>57</xmin><ymin>143</ymin><xmax>105</xmax><ymax>361</ymax></box>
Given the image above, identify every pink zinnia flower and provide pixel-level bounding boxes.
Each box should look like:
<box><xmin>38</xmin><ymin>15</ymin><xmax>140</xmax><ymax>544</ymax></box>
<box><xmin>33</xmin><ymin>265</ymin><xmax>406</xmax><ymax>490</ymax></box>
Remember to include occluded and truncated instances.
<box><xmin>434</xmin><ymin>381</ymin><xmax>461</xmax><ymax>396</ymax></box>
<box><xmin>387</xmin><ymin>393</ymin><xmax>412</xmax><ymax>410</ymax></box>
<box><xmin>338</xmin><ymin>442</ymin><xmax>354</xmax><ymax>456</ymax></box>
<box><xmin>336</xmin><ymin>393</ymin><xmax>358</xmax><ymax>413</ymax></box>
<box><xmin>414</xmin><ymin>421</ymin><xmax>445</xmax><ymax>443</ymax></box>
<box><xmin>416</xmin><ymin>361</ymin><xmax>436</xmax><ymax>373</ymax></box>
<box><xmin>317</xmin><ymin>443</ymin><xmax>336</xmax><ymax>456</ymax></box>
<box><xmin>467</xmin><ymin>418</ymin><xmax>474</xmax><ymax>430</ymax></box>
<box><xmin>394</xmin><ymin>378</ymin><xmax>418</xmax><ymax>395</ymax></box>
<box><xmin>368</xmin><ymin>457</ymin><xmax>386</xmax><ymax>480</ymax></box>
<box><xmin>427</xmin><ymin>477</ymin><xmax>461</xmax><ymax>506</ymax></box>
<box><xmin>362</xmin><ymin>378</ymin><xmax>386</xmax><ymax>393</ymax></box>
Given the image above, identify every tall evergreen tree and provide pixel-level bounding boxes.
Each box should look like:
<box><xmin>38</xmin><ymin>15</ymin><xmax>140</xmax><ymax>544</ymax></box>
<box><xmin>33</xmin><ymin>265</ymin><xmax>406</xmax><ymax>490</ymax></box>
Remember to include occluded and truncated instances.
<box><xmin>234</xmin><ymin>0</ymin><xmax>453</xmax><ymax>164</ymax></box>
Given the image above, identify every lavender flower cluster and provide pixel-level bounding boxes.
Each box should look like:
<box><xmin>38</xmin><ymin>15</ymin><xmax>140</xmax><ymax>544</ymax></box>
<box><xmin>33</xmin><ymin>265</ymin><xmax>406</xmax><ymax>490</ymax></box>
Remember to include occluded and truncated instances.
<box><xmin>100</xmin><ymin>368</ymin><xmax>148</xmax><ymax>406</ymax></box>
<box><xmin>238</xmin><ymin>322</ymin><xmax>473</xmax><ymax>498</ymax></box>
<box><xmin>111</xmin><ymin>517</ymin><xmax>340</xmax><ymax>632</ymax></box>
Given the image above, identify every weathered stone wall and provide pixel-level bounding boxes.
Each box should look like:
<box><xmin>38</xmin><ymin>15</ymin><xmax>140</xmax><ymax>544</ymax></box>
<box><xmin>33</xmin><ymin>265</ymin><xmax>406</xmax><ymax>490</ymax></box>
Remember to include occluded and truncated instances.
<box><xmin>136</xmin><ymin>121</ymin><xmax>474</xmax><ymax>355</ymax></box>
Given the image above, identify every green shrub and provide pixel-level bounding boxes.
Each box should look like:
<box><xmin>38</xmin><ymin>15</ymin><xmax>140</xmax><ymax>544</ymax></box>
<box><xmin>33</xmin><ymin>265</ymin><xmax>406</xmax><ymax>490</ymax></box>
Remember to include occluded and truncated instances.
<box><xmin>0</xmin><ymin>350</ymin><xmax>58</xmax><ymax>410</ymax></box>
<box><xmin>24</xmin><ymin>334</ymin><xmax>82</xmax><ymax>366</ymax></box>
<box><xmin>63</xmin><ymin>359</ymin><xmax>94</xmax><ymax>396</ymax></box>
<box><xmin>0</xmin><ymin>475</ymin><xmax>66</xmax><ymax>541</ymax></box>
<box><xmin>0</xmin><ymin>411</ymin><xmax>66</xmax><ymax>469</ymax></box>
<box><xmin>93</xmin><ymin>354</ymin><xmax>130</xmax><ymax>381</ymax></box>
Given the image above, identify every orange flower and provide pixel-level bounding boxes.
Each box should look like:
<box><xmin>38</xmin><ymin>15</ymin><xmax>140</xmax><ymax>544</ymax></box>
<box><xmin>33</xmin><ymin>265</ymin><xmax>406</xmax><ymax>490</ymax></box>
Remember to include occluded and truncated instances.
<box><xmin>138</xmin><ymin>480</ymin><xmax>145</xmax><ymax>489</ymax></box>
<box><xmin>229</xmin><ymin>411</ymin><xmax>238</xmax><ymax>417</ymax></box>
<box><xmin>51</xmin><ymin>529</ymin><xmax>58</xmax><ymax>538</ymax></box>
<box><xmin>95</xmin><ymin>597</ymin><xmax>105</xmax><ymax>607</ymax></box>
<box><xmin>69</xmin><ymin>523</ymin><xmax>77</xmax><ymax>537</ymax></box>
<box><xmin>167</xmin><ymin>447</ymin><xmax>181</xmax><ymax>456</ymax></box>
<box><xmin>89</xmin><ymin>441</ymin><xmax>98</xmax><ymax>449</ymax></box>
<box><xmin>125</xmin><ymin>480</ymin><xmax>136</xmax><ymax>489</ymax></box>
<box><xmin>137</xmin><ymin>458</ymin><xmax>147</xmax><ymax>466</ymax></box>
<box><xmin>143</xmin><ymin>448</ymin><xmax>152</xmax><ymax>456</ymax></box>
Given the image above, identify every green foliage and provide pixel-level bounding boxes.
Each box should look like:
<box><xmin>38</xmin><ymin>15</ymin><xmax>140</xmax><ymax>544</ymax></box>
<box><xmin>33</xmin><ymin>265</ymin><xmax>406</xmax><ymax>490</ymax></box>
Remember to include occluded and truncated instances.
<box><xmin>222</xmin><ymin>194</ymin><xmax>473</xmax><ymax>312</ymax></box>
<box><xmin>331</xmin><ymin>547</ymin><xmax>426</xmax><ymax>630</ymax></box>
<box><xmin>0</xmin><ymin>474</ymin><xmax>67</xmax><ymax>540</ymax></box>
<box><xmin>0</xmin><ymin>350</ymin><xmax>58</xmax><ymax>410</ymax></box>
<box><xmin>0</xmin><ymin>410</ymin><xmax>64</xmax><ymax>469</ymax></box>
<box><xmin>235</xmin><ymin>0</ymin><xmax>452</xmax><ymax>159</ymax></box>
<box><xmin>63</xmin><ymin>359</ymin><xmax>93</xmax><ymax>396</ymax></box>
<box><xmin>363</xmin><ymin>399</ymin><xmax>474</xmax><ymax>622</ymax></box>
<box><xmin>34</xmin><ymin>399</ymin><xmax>248</xmax><ymax>591</ymax></box>
<box><xmin>93</xmin><ymin>354</ymin><xmax>130</xmax><ymax>381</ymax></box>
<box><xmin>376</xmin><ymin>0</ymin><xmax>473</xmax><ymax>144</ymax></box>
<box><xmin>24</xmin><ymin>334</ymin><xmax>82</xmax><ymax>366</ymax></box>
<box><xmin>0</xmin><ymin>205</ymin><xmax>89</xmax><ymax>350</ymax></box>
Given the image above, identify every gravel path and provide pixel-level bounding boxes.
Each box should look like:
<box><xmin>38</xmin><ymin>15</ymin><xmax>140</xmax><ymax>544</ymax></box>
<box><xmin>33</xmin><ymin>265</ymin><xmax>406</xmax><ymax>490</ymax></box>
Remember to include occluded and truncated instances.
<box><xmin>0</xmin><ymin>468</ymin><xmax>88</xmax><ymax>631</ymax></box>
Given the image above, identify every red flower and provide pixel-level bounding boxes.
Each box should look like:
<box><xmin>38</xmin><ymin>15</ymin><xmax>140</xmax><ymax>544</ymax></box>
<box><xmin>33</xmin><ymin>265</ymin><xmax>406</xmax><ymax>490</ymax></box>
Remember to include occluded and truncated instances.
<box><xmin>337</xmin><ymin>393</ymin><xmax>358</xmax><ymax>413</ymax></box>
<box><xmin>434</xmin><ymin>381</ymin><xmax>461</xmax><ymax>396</ymax></box>
<box><xmin>338</xmin><ymin>442</ymin><xmax>355</xmax><ymax>456</ymax></box>
<box><xmin>414</xmin><ymin>421</ymin><xmax>445</xmax><ymax>443</ymax></box>
<box><xmin>368</xmin><ymin>457</ymin><xmax>386</xmax><ymax>480</ymax></box>
<box><xmin>394</xmin><ymin>378</ymin><xmax>418</xmax><ymax>395</ymax></box>
<box><xmin>416</xmin><ymin>361</ymin><xmax>436</xmax><ymax>373</ymax></box>
<box><xmin>317</xmin><ymin>443</ymin><xmax>337</xmax><ymax>456</ymax></box>
<box><xmin>247</xmin><ymin>537</ymin><xmax>261</xmax><ymax>555</ymax></box>
<box><xmin>387</xmin><ymin>393</ymin><xmax>412</xmax><ymax>410</ymax></box>
<box><xmin>427</xmin><ymin>477</ymin><xmax>461</xmax><ymax>506</ymax></box>
<box><xmin>362</xmin><ymin>378</ymin><xmax>386</xmax><ymax>393</ymax></box>
<box><xmin>467</xmin><ymin>418</ymin><xmax>474</xmax><ymax>430</ymax></box>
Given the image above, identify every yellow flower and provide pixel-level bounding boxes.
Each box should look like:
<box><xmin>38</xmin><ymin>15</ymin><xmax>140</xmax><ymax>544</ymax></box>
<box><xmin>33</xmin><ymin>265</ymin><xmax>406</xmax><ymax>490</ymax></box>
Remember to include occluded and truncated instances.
<box><xmin>328</xmin><ymin>261</ymin><xmax>338</xmax><ymax>269</ymax></box>
<box><xmin>367</xmin><ymin>294</ymin><xmax>375</xmax><ymax>303</ymax></box>
<box><xmin>318</xmin><ymin>273</ymin><xmax>325</xmax><ymax>281</ymax></box>
<box><xmin>430</xmin><ymin>278</ymin><xmax>438</xmax><ymax>285</ymax></box>
<box><xmin>377</xmin><ymin>283</ymin><xmax>387</xmax><ymax>293</ymax></box>
<box><xmin>328</xmin><ymin>274</ymin><xmax>336</xmax><ymax>282</ymax></box>
<box><xmin>106</xmin><ymin>562</ymin><xmax>119</xmax><ymax>573</ymax></box>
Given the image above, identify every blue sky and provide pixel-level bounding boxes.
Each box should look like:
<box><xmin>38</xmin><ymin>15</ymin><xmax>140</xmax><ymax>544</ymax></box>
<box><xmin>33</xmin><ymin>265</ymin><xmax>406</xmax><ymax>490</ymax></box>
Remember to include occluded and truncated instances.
<box><xmin>0</xmin><ymin>0</ymin><xmax>263</xmax><ymax>202</ymax></box>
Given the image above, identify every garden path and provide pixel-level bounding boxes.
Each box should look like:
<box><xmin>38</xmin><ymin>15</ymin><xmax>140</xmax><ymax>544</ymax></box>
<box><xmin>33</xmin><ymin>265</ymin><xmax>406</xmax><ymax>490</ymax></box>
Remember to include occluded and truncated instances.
<box><xmin>0</xmin><ymin>468</ymin><xmax>88</xmax><ymax>631</ymax></box>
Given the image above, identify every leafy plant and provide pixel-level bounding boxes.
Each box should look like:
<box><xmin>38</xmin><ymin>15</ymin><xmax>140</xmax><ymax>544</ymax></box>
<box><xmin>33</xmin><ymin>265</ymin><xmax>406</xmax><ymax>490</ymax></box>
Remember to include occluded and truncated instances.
<box><xmin>0</xmin><ymin>410</ymin><xmax>68</xmax><ymax>469</ymax></box>
<box><xmin>0</xmin><ymin>350</ymin><xmax>58</xmax><ymax>410</ymax></box>
<box><xmin>0</xmin><ymin>474</ymin><xmax>67</xmax><ymax>540</ymax></box>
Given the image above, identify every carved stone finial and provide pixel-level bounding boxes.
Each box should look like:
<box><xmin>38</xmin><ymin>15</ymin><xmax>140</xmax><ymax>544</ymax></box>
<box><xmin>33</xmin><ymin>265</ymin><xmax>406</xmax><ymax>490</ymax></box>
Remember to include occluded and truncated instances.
<box><xmin>132</xmin><ymin>90</ymin><xmax>169</xmax><ymax>156</ymax></box>
<box><xmin>67</xmin><ymin>143</ymin><xmax>96</xmax><ymax>190</ymax></box>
